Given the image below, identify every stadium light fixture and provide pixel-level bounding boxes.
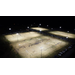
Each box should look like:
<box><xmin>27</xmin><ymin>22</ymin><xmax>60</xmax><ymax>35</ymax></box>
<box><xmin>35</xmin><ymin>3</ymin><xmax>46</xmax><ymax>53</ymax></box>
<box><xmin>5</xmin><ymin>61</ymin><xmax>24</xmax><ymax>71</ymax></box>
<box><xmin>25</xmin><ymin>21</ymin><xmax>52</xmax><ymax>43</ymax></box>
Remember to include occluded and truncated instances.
<box><xmin>39</xmin><ymin>23</ymin><xmax>41</xmax><ymax>26</ymax></box>
<box><xmin>9</xmin><ymin>28</ymin><xmax>11</xmax><ymax>30</ymax></box>
<box><xmin>40</xmin><ymin>30</ymin><xmax>42</xmax><ymax>31</ymax></box>
<box><xmin>66</xmin><ymin>37</ymin><xmax>68</xmax><ymax>39</ymax></box>
<box><xmin>59</xmin><ymin>26</ymin><xmax>61</xmax><ymax>28</ymax></box>
<box><xmin>27</xmin><ymin>26</ymin><xmax>29</xmax><ymax>28</ymax></box>
<box><xmin>16</xmin><ymin>33</ymin><xmax>19</xmax><ymax>35</ymax></box>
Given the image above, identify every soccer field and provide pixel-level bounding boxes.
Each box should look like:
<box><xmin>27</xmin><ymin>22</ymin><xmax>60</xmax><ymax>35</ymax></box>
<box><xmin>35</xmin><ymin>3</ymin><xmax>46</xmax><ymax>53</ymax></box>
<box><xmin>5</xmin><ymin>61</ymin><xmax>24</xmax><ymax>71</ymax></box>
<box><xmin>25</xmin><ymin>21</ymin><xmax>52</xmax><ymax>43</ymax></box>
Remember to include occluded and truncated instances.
<box><xmin>4</xmin><ymin>27</ymin><xmax>73</xmax><ymax>58</ymax></box>
<box><xmin>49</xmin><ymin>31</ymin><xmax>75</xmax><ymax>39</ymax></box>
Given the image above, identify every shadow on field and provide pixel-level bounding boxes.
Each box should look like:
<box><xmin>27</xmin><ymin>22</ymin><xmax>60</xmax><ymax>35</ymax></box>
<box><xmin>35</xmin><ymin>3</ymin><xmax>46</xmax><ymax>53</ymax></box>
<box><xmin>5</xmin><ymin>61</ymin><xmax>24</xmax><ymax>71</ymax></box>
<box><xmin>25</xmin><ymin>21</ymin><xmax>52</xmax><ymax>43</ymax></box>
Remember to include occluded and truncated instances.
<box><xmin>0</xmin><ymin>35</ymin><xmax>22</xmax><ymax>58</ymax></box>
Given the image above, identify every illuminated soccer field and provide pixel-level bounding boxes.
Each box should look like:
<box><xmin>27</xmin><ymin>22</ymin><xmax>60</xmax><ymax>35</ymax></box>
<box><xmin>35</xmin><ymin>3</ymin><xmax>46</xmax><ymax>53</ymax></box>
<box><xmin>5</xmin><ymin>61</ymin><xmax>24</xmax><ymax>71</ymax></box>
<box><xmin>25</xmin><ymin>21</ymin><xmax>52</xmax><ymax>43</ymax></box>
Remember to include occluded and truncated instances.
<box><xmin>49</xmin><ymin>31</ymin><xmax>75</xmax><ymax>39</ymax></box>
<box><xmin>4</xmin><ymin>27</ymin><xmax>72</xmax><ymax>58</ymax></box>
<box><xmin>31</xmin><ymin>27</ymin><xmax>49</xmax><ymax>31</ymax></box>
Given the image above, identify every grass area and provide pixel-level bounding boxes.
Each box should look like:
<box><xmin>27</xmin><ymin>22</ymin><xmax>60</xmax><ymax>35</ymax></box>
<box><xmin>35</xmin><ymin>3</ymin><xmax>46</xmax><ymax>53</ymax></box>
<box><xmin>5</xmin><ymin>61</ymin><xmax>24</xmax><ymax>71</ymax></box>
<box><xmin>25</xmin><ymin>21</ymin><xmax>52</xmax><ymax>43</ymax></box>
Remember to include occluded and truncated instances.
<box><xmin>0</xmin><ymin>26</ymin><xmax>75</xmax><ymax>58</ymax></box>
<box><xmin>5</xmin><ymin>32</ymin><xmax>70</xmax><ymax>58</ymax></box>
<box><xmin>0</xmin><ymin>35</ymin><xmax>22</xmax><ymax>58</ymax></box>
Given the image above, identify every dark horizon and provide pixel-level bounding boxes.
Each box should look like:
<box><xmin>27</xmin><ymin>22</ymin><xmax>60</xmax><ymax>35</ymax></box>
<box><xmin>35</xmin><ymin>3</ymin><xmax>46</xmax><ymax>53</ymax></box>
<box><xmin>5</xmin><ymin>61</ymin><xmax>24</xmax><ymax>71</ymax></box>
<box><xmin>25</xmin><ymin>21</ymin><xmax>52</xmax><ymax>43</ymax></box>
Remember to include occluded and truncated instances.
<box><xmin>0</xmin><ymin>16</ymin><xmax>75</xmax><ymax>25</ymax></box>
<box><xmin>0</xmin><ymin>16</ymin><xmax>75</xmax><ymax>33</ymax></box>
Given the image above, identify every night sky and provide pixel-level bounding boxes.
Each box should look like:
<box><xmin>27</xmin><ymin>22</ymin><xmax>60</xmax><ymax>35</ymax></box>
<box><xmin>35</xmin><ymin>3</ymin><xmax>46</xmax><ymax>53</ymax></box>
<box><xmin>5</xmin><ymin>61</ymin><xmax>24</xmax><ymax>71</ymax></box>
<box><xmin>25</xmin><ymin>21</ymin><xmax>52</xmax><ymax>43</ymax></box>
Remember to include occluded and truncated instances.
<box><xmin>0</xmin><ymin>16</ymin><xmax>75</xmax><ymax>31</ymax></box>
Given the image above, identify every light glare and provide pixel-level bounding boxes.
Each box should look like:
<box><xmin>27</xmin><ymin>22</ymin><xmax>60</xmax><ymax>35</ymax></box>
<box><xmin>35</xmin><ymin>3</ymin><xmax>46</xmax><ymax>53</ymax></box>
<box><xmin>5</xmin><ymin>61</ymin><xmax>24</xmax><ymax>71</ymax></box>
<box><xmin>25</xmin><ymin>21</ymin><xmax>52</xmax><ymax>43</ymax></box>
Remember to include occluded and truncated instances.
<box><xmin>39</xmin><ymin>24</ymin><xmax>41</xmax><ymax>26</ymax></box>
<box><xmin>9</xmin><ymin>28</ymin><xmax>11</xmax><ymax>30</ymax></box>
<box><xmin>27</xmin><ymin>26</ymin><xmax>29</xmax><ymax>28</ymax></box>
<box><xmin>59</xmin><ymin>26</ymin><xmax>61</xmax><ymax>28</ymax></box>
<box><xmin>16</xmin><ymin>33</ymin><xmax>19</xmax><ymax>35</ymax></box>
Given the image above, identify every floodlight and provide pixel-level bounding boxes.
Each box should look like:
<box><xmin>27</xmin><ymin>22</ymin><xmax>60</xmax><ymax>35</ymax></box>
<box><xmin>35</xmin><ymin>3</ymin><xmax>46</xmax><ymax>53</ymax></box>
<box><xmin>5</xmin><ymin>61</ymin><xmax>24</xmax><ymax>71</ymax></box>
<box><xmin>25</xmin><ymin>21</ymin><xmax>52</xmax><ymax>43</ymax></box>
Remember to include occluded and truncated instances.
<box><xmin>16</xmin><ymin>33</ymin><xmax>19</xmax><ymax>35</ymax></box>
<box><xmin>39</xmin><ymin>24</ymin><xmax>41</xmax><ymax>26</ymax></box>
<box><xmin>59</xmin><ymin>26</ymin><xmax>61</xmax><ymax>28</ymax></box>
<box><xmin>19</xmin><ymin>44</ymin><xmax>20</xmax><ymax>45</ymax></box>
<box><xmin>27</xmin><ymin>26</ymin><xmax>29</xmax><ymax>28</ymax></box>
<box><xmin>9</xmin><ymin>28</ymin><xmax>11</xmax><ymax>30</ymax></box>
<box><xmin>66</xmin><ymin>37</ymin><xmax>68</xmax><ymax>38</ymax></box>
<box><xmin>40</xmin><ymin>30</ymin><xmax>42</xmax><ymax>31</ymax></box>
